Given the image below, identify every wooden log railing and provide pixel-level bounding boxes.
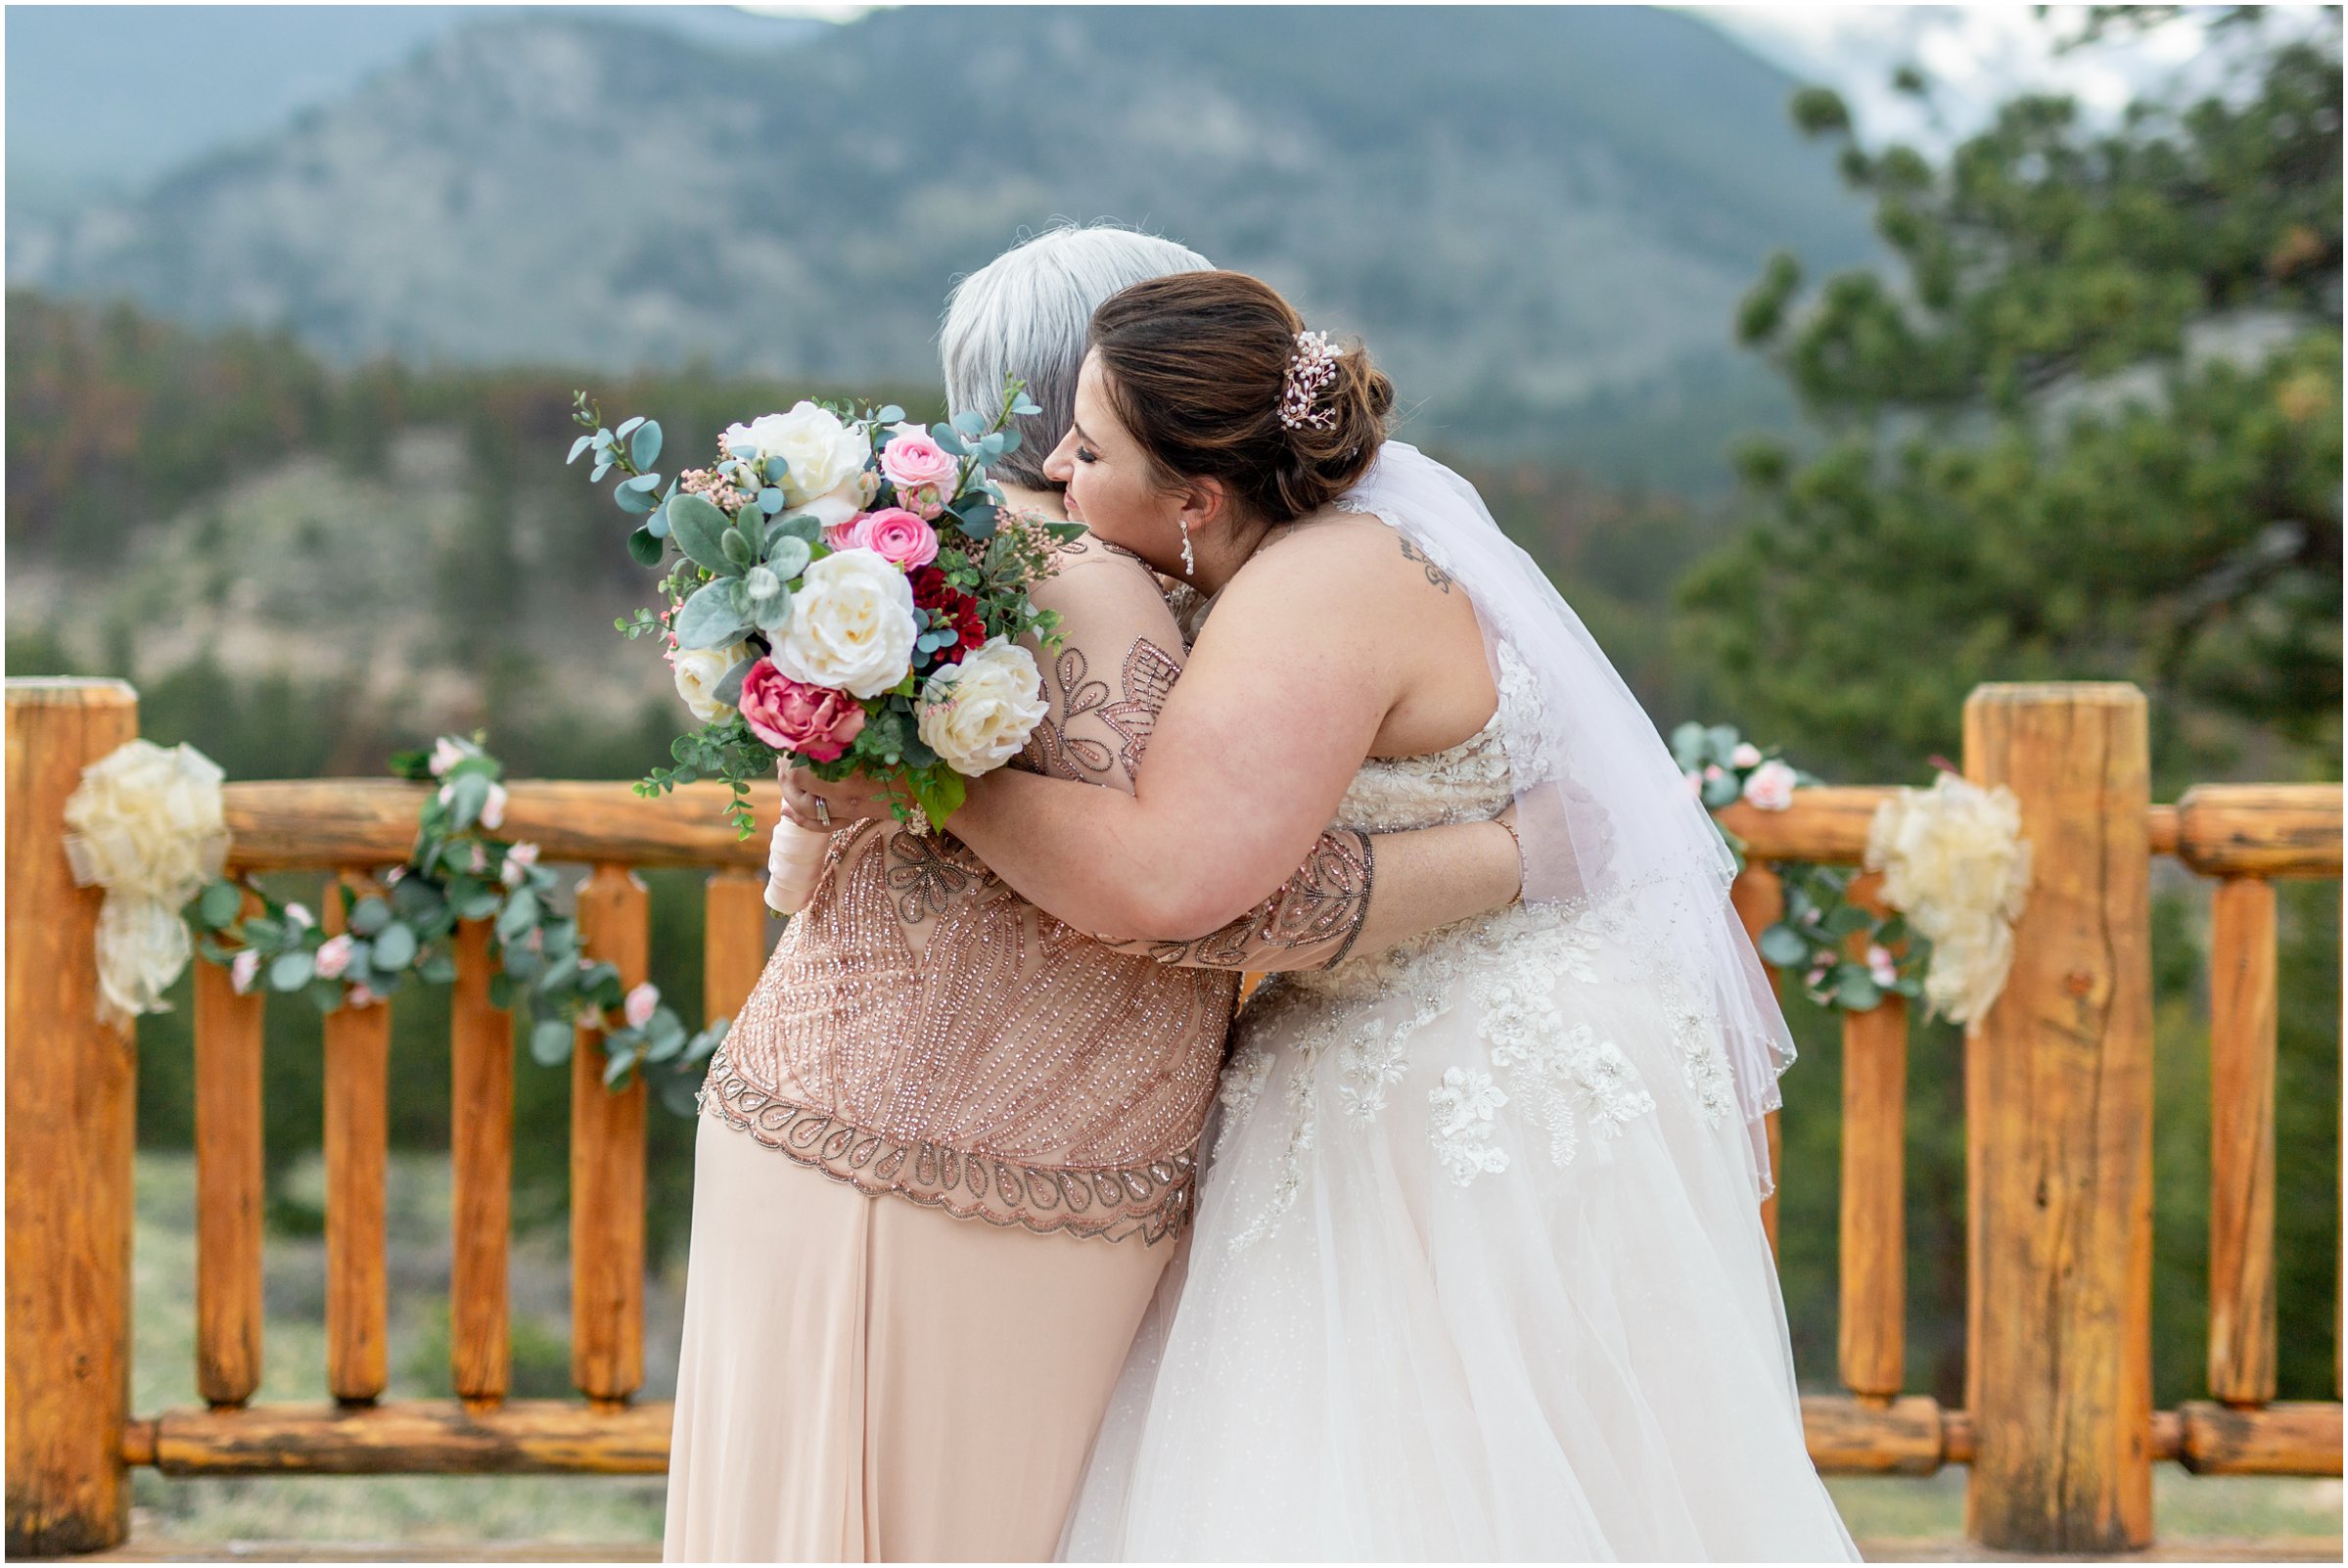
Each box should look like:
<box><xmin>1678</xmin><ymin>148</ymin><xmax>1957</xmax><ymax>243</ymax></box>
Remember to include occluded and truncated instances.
<box><xmin>4</xmin><ymin>676</ymin><xmax>2340</xmax><ymax>1557</ymax></box>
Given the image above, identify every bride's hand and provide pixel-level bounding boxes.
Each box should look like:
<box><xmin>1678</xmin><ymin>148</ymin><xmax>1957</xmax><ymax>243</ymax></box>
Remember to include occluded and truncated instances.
<box><xmin>778</xmin><ymin>762</ymin><xmax>902</xmax><ymax>830</ymax></box>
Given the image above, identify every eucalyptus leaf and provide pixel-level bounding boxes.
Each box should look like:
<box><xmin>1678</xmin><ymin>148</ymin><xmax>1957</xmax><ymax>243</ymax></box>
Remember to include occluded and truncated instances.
<box><xmin>567</xmin><ymin>434</ymin><xmax>594</xmax><ymax>465</ymax></box>
<box><xmin>616</xmin><ymin>415</ymin><xmax>645</xmax><ymax>438</ymax></box>
<box><xmin>1836</xmin><ymin>974</ymin><xmax>1883</xmax><ymax>1012</ymax></box>
<box><xmin>630</xmin><ymin>422</ymin><xmax>662</xmax><ymax>469</ymax></box>
<box><xmin>627</xmin><ymin>526</ymin><xmax>663</xmax><ymax>566</ymax></box>
<box><xmin>448</xmin><ymin>770</ymin><xmax>490</xmax><ymax>830</ymax></box>
<box><xmin>602</xmin><ymin>1044</ymin><xmax>641</xmax><ymax>1087</ymax></box>
<box><xmin>495</xmin><ymin>888</ymin><xmax>540</xmax><ymax>941</ymax></box>
<box><xmin>1699</xmin><ymin>772</ymin><xmax>1742</xmax><ymax>809</ymax></box>
<box><xmin>199</xmin><ymin>881</ymin><xmax>244</xmax><ymax>928</ymax></box>
<box><xmin>529</xmin><ymin>1017</ymin><xmax>575</xmax><ymax>1067</ymax></box>
<box><xmin>487</xmin><ymin>973</ymin><xmax>513</xmax><ymax>1010</ymax></box>
<box><xmin>874</xmin><ymin>404</ymin><xmax>905</xmax><ymax>424</ymax></box>
<box><xmin>372</xmin><ymin>922</ymin><xmax>419</xmax><ymax>970</ymax></box>
<box><xmin>1757</xmin><ymin>924</ymin><xmax>1811</xmax><ymax>968</ymax></box>
<box><xmin>309</xmin><ymin>978</ymin><xmax>346</xmax><ymax>1012</ymax></box>
<box><xmin>951</xmin><ymin>409</ymin><xmax>988</xmax><ymax>436</ymax></box>
<box><xmin>268</xmin><ymin>950</ymin><xmax>315</xmax><ymax>992</ymax></box>
<box><xmin>759</xmin><ymin>487</ymin><xmax>786</xmax><ymax>516</ymax></box>
<box><xmin>348</xmin><ymin>897</ymin><xmax>391</xmax><ymax>937</ymax></box>
<box><xmin>419</xmin><ymin>952</ymin><xmax>459</xmax><ymax>986</ymax></box>
<box><xmin>616</xmin><ymin>479</ymin><xmax>659</xmax><ymax>516</ymax></box>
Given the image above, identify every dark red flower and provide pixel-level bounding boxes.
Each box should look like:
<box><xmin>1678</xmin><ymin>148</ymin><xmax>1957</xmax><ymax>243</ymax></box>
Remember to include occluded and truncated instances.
<box><xmin>909</xmin><ymin>566</ymin><xmax>987</xmax><ymax>659</ymax></box>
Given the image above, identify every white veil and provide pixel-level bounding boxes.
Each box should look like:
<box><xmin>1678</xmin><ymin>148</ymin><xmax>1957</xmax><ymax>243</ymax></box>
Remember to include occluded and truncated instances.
<box><xmin>1344</xmin><ymin>441</ymin><xmax>1794</xmax><ymax>1194</ymax></box>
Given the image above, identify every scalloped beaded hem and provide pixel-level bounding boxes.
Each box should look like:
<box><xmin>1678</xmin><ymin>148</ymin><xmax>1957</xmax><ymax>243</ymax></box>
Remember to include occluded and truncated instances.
<box><xmin>698</xmin><ymin>1048</ymin><xmax>1196</xmax><ymax>1246</ymax></box>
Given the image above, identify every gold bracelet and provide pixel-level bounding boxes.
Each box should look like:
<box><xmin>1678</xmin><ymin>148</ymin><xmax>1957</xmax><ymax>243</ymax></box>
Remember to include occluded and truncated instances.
<box><xmin>1495</xmin><ymin>815</ymin><xmax>1524</xmax><ymax>904</ymax></box>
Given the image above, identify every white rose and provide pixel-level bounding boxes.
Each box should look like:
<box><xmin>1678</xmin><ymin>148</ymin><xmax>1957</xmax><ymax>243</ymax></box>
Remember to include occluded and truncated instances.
<box><xmin>917</xmin><ymin>638</ymin><xmax>1049</xmax><ymax>777</ymax></box>
<box><xmin>723</xmin><ymin>401</ymin><xmax>871</xmax><ymax>525</ymax></box>
<box><xmin>671</xmin><ymin>639</ymin><xmax>756</xmax><ymax>723</ymax></box>
<box><xmin>769</xmin><ymin>548</ymin><xmax>918</xmax><ymax>699</ymax></box>
<box><xmin>1741</xmin><ymin>759</ymin><xmax>1799</xmax><ymax>811</ymax></box>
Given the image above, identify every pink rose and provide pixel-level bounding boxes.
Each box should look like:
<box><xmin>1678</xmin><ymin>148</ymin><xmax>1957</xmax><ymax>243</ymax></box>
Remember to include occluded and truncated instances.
<box><xmin>346</xmin><ymin>983</ymin><xmax>382</xmax><ymax>1009</ymax></box>
<box><xmin>230</xmin><ymin>949</ymin><xmax>261</xmax><ymax>994</ymax></box>
<box><xmin>1730</xmin><ymin>742</ymin><xmax>1763</xmax><ymax>769</ymax></box>
<box><xmin>1866</xmin><ymin>944</ymin><xmax>1899</xmax><ymax>988</ymax></box>
<box><xmin>823</xmin><ymin>516</ymin><xmax>860</xmax><ymax>551</ymax></box>
<box><xmin>880</xmin><ymin>426</ymin><xmax>958</xmax><ymax>519</ymax></box>
<box><xmin>314</xmin><ymin>934</ymin><xmax>355</xmax><ymax>980</ymax></box>
<box><xmin>848</xmin><ymin>507</ymin><xmax>939</xmax><ymax>570</ymax></box>
<box><xmin>482</xmin><ymin>782</ymin><xmax>509</xmax><ymax>831</ymax></box>
<box><xmin>737</xmin><ymin>659</ymin><xmax>867</xmax><ymax>762</ymax></box>
<box><xmin>623</xmin><ymin>981</ymin><xmax>661</xmax><ymax>1031</ymax></box>
<box><xmin>285</xmin><ymin>902</ymin><xmax>314</xmax><ymax>930</ymax></box>
<box><xmin>1741</xmin><ymin>759</ymin><xmax>1799</xmax><ymax>812</ymax></box>
<box><xmin>501</xmin><ymin>841</ymin><xmax>539</xmax><ymax>888</ymax></box>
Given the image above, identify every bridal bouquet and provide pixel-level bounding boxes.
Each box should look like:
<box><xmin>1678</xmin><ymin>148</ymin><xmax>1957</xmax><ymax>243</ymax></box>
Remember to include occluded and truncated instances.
<box><xmin>570</xmin><ymin>382</ymin><xmax>1078</xmax><ymax>910</ymax></box>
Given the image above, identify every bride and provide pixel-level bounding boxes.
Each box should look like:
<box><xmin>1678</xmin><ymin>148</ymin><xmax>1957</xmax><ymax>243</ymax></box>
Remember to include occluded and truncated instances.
<box><xmin>794</xmin><ymin>270</ymin><xmax>1859</xmax><ymax>1559</ymax></box>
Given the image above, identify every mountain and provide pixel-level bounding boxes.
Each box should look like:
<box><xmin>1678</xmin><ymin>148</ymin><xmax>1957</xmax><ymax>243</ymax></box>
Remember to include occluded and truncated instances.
<box><xmin>8</xmin><ymin>6</ymin><xmax>1872</xmax><ymax>478</ymax></box>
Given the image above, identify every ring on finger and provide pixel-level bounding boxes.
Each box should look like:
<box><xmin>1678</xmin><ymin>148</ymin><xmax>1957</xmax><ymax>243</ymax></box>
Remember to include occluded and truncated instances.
<box><xmin>814</xmin><ymin>798</ymin><xmax>831</xmax><ymax>826</ymax></box>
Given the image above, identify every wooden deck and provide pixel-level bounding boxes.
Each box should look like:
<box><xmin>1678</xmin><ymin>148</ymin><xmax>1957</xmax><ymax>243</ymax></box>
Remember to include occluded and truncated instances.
<box><xmin>44</xmin><ymin>1535</ymin><xmax>2348</xmax><ymax>1562</ymax></box>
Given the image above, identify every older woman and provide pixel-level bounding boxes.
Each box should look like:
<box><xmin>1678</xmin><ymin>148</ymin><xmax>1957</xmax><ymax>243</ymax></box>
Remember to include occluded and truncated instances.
<box><xmin>660</xmin><ymin>227</ymin><xmax>1525</xmax><ymax>1563</ymax></box>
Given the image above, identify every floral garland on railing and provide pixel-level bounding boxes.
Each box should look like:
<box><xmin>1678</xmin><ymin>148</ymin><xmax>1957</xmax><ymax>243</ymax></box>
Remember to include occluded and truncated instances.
<box><xmin>170</xmin><ymin>734</ymin><xmax>727</xmax><ymax>1116</ymax></box>
<box><xmin>1674</xmin><ymin>722</ymin><xmax>2030</xmax><ymax>1024</ymax></box>
<box><xmin>1673</xmin><ymin>721</ymin><xmax>1922</xmax><ymax>1014</ymax></box>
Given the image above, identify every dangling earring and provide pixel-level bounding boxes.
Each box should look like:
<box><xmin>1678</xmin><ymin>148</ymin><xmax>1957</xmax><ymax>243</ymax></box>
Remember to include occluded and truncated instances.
<box><xmin>1179</xmin><ymin>517</ymin><xmax>1196</xmax><ymax>576</ymax></box>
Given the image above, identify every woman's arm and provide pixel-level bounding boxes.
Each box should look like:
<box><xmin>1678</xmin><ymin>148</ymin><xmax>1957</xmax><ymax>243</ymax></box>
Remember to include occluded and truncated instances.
<box><xmin>1093</xmin><ymin>813</ymin><xmax>1520</xmax><ymax>973</ymax></box>
<box><xmin>797</xmin><ymin>518</ymin><xmax>1497</xmax><ymax>943</ymax></box>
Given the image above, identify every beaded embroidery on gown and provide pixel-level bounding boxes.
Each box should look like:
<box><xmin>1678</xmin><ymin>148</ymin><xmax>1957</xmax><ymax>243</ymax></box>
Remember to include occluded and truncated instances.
<box><xmin>1061</xmin><ymin>643</ymin><xmax>1861</xmax><ymax>1561</ymax></box>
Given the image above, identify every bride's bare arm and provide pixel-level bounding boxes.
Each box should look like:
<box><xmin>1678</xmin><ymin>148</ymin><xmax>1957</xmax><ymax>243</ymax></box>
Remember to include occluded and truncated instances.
<box><xmin>807</xmin><ymin>518</ymin><xmax>1490</xmax><ymax>940</ymax></box>
<box><xmin>787</xmin><ymin>526</ymin><xmax>1514</xmax><ymax>961</ymax></box>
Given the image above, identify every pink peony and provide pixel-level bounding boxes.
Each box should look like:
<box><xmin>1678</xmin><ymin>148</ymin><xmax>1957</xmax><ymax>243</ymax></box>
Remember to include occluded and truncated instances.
<box><xmin>314</xmin><ymin>934</ymin><xmax>355</xmax><ymax>980</ymax></box>
<box><xmin>737</xmin><ymin>659</ymin><xmax>866</xmax><ymax>762</ymax></box>
<box><xmin>848</xmin><ymin>507</ymin><xmax>939</xmax><ymax>570</ymax></box>
<box><xmin>623</xmin><ymin>981</ymin><xmax>661</xmax><ymax>1031</ymax></box>
<box><xmin>880</xmin><ymin>426</ymin><xmax>958</xmax><ymax>519</ymax></box>
<box><xmin>230</xmin><ymin>949</ymin><xmax>262</xmax><ymax>994</ymax></box>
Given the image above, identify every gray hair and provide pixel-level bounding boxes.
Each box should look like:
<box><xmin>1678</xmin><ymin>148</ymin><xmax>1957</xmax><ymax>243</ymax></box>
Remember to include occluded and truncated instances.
<box><xmin>941</xmin><ymin>222</ymin><xmax>1214</xmax><ymax>488</ymax></box>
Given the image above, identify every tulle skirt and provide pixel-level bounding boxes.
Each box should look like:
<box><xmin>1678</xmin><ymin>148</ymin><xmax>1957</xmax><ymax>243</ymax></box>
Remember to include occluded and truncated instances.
<box><xmin>1061</xmin><ymin>899</ymin><xmax>1861</xmax><ymax>1561</ymax></box>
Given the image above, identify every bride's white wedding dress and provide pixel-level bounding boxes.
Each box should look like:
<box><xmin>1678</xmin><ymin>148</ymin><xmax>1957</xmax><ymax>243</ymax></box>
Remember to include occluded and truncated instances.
<box><xmin>1061</xmin><ymin>448</ymin><xmax>1860</xmax><ymax>1561</ymax></box>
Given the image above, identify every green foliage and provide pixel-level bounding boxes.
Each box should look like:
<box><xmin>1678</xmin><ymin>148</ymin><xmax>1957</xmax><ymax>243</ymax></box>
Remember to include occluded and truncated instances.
<box><xmin>1684</xmin><ymin>13</ymin><xmax>2342</xmax><ymax>788</ymax></box>
<box><xmin>1706</xmin><ymin>11</ymin><xmax>2342</xmax><ymax>1410</ymax></box>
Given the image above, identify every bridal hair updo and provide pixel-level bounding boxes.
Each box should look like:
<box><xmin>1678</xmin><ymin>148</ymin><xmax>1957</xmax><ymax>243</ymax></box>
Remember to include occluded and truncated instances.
<box><xmin>1087</xmin><ymin>270</ymin><xmax>1394</xmax><ymax>525</ymax></box>
<box><xmin>941</xmin><ymin>223</ymin><xmax>1214</xmax><ymax>490</ymax></box>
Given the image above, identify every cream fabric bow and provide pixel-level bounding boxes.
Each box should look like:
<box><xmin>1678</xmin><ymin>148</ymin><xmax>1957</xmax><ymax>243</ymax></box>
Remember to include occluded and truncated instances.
<box><xmin>60</xmin><ymin>739</ymin><xmax>232</xmax><ymax>1026</ymax></box>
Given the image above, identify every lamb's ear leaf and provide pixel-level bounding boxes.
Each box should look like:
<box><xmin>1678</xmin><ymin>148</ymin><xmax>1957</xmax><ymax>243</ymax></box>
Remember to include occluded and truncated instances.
<box><xmin>667</xmin><ymin>492</ymin><xmax>736</xmax><ymax>575</ymax></box>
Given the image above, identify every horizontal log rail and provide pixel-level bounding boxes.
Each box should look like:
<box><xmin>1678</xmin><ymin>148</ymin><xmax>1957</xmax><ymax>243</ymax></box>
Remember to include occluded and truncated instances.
<box><xmin>117</xmin><ymin>1396</ymin><xmax>2335</xmax><ymax>1482</ymax></box>
<box><xmin>1717</xmin><ymin>782</ymin><xmax>2342</xmax><ymax>877</ymax></box>
<box><xmin>221</xmin><ymin>779</ymin><xmax>783</xmax><ymax>871</ymax></box>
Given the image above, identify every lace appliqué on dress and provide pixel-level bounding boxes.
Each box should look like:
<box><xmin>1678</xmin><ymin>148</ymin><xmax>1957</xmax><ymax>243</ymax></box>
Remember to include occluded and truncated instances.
<box><xmin>1428</xmin><ymin>1066</ymin><xmax>1511</xmax><ymax>1186</ymax></box>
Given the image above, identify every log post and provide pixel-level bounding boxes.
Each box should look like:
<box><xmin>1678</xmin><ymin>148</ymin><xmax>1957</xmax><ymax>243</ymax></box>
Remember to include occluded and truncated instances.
<box><xmin>572</xmin><ymin>865</ymin><xmax>648</xmax><ymax>1407</ymax></box>
<box><xmin>1962</xmin><ymin>684</ymin><xmax>2155</xmax><ymax>1552</ymax></box>
<box><xmin>702</xmin><ymin>870</ymin><xmax>769</xmax><ymax>1027</ymax></box>
<box><xmin>5</xmin><ymin>678</ymin><xmax>140</xmax><ymax>1554</ymax></box>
